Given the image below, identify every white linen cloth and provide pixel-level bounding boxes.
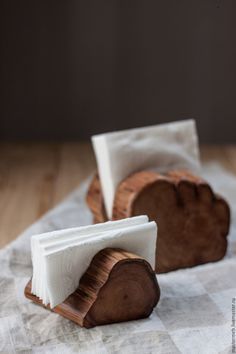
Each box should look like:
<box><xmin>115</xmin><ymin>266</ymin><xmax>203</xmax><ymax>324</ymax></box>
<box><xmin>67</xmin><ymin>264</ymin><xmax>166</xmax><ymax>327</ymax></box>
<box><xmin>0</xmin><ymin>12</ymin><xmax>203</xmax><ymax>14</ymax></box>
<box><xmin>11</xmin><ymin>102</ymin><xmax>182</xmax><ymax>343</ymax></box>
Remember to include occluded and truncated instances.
<box><xmin>0</xmin><ymin>162</ymin><xmax>235</xmax><ymax>354</ymax></box>
<box><xmin>92</xmin><ymin>119</ymin><xmax>200</xmax><ymax>218</ymax></box>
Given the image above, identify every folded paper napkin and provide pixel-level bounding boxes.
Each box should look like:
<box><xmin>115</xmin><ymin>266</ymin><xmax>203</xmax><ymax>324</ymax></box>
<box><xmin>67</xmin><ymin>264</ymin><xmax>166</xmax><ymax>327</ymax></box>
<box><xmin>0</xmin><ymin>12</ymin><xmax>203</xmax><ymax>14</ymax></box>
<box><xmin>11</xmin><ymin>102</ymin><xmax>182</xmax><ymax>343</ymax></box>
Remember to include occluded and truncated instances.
<box><xmin>92</xmin><ymin>119</ymin><xmax>200</xmax><ymax>218</ymax></box>
<box><xmin>31</xmin><ymin>215</ymin><xmax>157</xmax><ymax>308</ymax></box>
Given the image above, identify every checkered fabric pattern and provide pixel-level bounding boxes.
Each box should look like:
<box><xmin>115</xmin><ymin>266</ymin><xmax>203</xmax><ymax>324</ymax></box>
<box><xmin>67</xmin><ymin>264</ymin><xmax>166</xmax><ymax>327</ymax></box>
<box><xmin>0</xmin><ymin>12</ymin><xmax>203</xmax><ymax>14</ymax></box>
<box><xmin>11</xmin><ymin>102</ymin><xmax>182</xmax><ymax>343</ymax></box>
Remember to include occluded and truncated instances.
<box><xmin>0</xmin><ymin>163</ymin><xmax>235</xmax><ymax>354</ymax></box>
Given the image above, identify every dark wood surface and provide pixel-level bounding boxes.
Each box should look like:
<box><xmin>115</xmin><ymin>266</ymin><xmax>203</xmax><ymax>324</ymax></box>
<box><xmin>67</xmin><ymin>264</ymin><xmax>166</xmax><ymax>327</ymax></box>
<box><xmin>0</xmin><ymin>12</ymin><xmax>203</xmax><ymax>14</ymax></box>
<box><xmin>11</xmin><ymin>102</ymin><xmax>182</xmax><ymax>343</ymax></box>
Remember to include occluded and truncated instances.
<box><xmin>0</xmin><ymin>143</ymin><xmax>236</xmax><ymax>248</ymax></box>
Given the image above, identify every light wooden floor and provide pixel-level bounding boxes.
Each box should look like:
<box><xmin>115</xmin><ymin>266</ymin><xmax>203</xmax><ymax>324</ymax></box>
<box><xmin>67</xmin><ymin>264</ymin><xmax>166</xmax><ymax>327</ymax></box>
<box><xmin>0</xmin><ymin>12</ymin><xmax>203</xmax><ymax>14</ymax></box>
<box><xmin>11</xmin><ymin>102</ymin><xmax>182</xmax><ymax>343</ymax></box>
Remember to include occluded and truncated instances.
<box><xmin>0</xmin><ymin>143</ymin><xmax>236</xmax><ymax>248</ymax></box>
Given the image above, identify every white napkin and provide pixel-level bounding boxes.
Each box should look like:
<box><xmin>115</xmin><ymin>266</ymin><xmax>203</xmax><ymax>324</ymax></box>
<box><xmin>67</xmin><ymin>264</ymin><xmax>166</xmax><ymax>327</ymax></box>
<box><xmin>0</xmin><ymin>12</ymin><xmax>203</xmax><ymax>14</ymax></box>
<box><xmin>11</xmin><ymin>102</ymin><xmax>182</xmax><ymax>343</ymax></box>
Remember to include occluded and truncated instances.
<box><xmin>31</xmin><ymin>216</ymin><xmax>157</xmax><ymax>308</ymax></box>
<box><xmin>31</xmin><ymin>215</ymin><xmax>148</xmax><ymax>297</ymax></box>
<box><xmin>92</xmin><ymin>119</ymin><xmax>200</xmax><ymax>218</ymax></box>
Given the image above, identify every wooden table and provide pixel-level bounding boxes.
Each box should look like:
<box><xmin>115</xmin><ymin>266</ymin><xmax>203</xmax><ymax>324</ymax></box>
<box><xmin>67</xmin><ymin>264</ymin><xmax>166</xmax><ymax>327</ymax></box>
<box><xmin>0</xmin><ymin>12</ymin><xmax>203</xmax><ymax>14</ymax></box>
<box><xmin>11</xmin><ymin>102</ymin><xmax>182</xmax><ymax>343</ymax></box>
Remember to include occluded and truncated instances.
<box><xmin>0</xmin><ymin>143</ymin><xmax>235</xmax><ymax>248</ymax></box>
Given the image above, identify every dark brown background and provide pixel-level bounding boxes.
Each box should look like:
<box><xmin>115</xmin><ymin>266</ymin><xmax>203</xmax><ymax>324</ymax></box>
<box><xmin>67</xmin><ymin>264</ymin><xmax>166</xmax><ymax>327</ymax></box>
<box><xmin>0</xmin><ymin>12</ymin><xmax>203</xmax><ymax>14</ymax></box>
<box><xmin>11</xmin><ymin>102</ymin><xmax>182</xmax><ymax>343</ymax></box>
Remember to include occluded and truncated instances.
<box><xmin>1</xmin><ymin>0</ymin><xmax>236</xmax><ymax>142</ymax></box>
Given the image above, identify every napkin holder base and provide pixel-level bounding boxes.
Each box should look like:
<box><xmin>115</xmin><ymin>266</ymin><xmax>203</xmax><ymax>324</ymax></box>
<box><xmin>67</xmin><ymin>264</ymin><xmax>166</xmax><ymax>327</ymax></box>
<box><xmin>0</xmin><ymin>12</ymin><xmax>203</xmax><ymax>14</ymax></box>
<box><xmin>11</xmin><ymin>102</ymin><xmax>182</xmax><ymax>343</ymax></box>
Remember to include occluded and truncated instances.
<box><xmin>86</xmin><ymin>170</ymin><xmax>230</xmax><ymax>274</ymax></box>
<box><xmin>25</xmin><ymin>247</ymin><xmax>160</xmax><ymax>328</ymax></box>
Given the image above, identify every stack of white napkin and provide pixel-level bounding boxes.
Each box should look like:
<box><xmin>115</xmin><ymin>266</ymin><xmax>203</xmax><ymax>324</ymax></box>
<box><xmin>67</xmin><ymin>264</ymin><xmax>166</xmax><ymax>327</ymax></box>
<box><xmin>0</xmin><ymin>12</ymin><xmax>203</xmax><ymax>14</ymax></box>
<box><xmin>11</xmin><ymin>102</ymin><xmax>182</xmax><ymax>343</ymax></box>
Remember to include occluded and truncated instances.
<box><xmin>31</xmin><ymin>216</ymin><xmax>157</xmax><ymax>308</ymax></box>
<box><xmin>92</xmin><ymin>119</ymin><xmax>200</xmax><ymax>218</ymax></box>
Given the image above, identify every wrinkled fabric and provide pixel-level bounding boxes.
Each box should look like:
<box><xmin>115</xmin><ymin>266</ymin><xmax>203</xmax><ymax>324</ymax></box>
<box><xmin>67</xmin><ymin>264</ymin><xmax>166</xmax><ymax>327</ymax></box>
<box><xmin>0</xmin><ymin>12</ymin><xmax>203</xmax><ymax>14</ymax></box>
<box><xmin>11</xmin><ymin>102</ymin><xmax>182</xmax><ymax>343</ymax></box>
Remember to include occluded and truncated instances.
<box><xmin>0</xmin><ymin>162</ymin><xmax>235</xmax><ymax>354</ymax></box>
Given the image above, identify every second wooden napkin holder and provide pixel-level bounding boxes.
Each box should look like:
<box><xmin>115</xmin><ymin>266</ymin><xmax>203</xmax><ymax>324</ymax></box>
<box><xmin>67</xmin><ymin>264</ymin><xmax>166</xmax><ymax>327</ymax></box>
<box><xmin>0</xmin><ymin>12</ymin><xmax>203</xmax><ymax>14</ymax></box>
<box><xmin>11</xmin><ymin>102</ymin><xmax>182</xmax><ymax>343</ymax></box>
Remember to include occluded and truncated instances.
<box><xmin>87</xmin><ymin>170</ymin><xmax>230</xmax><ymax>273</ymax></box>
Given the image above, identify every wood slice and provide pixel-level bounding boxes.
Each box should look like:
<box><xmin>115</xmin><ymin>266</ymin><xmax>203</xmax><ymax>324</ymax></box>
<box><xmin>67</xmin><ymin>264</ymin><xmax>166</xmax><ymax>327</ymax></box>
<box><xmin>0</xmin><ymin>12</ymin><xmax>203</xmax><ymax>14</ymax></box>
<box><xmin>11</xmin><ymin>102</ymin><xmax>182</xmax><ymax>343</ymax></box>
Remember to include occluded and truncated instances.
<box><xmin>86</xmin><ymin>170</ymin><xmax>230</xmax><ymax>273</ymax></box>
<box><xmin>25</xmin><ymin>248</ymin><xmax>160</xmax><ymax>328</ymax></box>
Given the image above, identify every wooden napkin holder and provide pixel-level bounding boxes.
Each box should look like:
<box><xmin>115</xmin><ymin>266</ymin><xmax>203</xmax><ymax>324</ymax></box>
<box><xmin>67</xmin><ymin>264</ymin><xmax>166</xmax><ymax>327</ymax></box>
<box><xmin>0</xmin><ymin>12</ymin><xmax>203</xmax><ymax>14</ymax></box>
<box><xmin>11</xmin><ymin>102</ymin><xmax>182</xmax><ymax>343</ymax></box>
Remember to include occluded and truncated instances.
<box><xmin>25</xmin><ymin>248</ymin><xmax>160</xmax><ymax>328</ymax></box>
<box><xmin>87</xmin><ymin>170</ymin><xmax>230</xmax><ymax>273</ymax></box>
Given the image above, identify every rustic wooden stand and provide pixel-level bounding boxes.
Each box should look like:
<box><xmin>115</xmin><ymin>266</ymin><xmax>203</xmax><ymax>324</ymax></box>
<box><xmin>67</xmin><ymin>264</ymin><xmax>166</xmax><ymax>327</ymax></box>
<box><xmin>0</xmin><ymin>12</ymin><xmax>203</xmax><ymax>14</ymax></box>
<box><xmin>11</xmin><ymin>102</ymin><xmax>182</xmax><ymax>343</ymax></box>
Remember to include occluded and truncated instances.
<box><xmin>25</xmin><ymin>248</ymin><xmax>160</xmax><ymax>328</ymax></box>
<box><xmin>87</xmin><ymin>170</ymin><xmax>230</xmax><ymax>273</ymax></box>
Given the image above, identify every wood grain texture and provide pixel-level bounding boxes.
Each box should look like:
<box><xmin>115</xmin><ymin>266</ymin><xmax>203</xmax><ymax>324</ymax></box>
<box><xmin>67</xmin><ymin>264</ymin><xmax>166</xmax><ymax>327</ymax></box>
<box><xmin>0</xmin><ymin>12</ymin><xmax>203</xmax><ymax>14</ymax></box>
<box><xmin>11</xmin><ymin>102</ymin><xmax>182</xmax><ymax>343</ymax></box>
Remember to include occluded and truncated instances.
<box><xmin>87</xmin><ymin>170</ymin><xmax>230</xmax><ymax>273</ymax></box>
<box><xmin>25</xmin><ymin>248</ymin><xmax>160</xmax><ymax>328</ymax></box>
<box><xmin>0</xmin><ymin>142</ymin><xmax>95</xmax><ymax>248</ymax></box>
<box><xmin>0</xmin><ymin>143</ymin><xmax>235</xmax><ymax>248</ymax></box>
